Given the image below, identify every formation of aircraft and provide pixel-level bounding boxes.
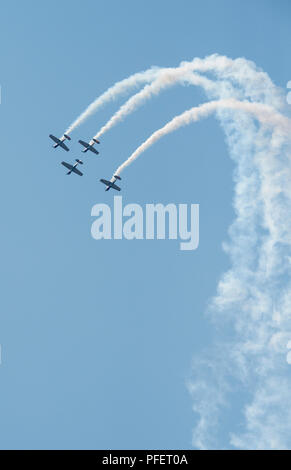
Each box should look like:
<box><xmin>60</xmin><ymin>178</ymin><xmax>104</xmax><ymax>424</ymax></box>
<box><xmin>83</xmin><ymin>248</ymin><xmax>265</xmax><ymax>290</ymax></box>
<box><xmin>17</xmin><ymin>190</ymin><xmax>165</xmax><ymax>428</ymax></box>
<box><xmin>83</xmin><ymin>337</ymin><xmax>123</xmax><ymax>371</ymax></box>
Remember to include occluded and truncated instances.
<box><xmin>100</xmin><ymin>175</ymin><xmax>122</xmax><ymax>192</ymax></box>
<box><xmin>49</xmin><ymin>134</ymin><xmax>71</xmax><ymax>152</ymax></box>
<box><xmin>61</xmin><ymin>159</ymin><xmax>83</xmax><ymax>176</ymax></box>
<box><xmin>49</xmin><ymin>133</ymin><xmax>122</xmax><ymax>191</ymax></box>
<box><xmin>79</xmin><ymin>138</ymin><xmax>100</xmax><ymax>155</ymax></box>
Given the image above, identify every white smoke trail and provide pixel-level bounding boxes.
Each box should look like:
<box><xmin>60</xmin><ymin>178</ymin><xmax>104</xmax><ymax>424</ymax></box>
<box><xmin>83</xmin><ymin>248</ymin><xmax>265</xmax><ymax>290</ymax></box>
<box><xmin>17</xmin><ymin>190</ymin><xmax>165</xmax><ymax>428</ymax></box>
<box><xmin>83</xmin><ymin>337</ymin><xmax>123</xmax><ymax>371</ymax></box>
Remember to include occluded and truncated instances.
<box><xmin>63</xmin><ymin>53</ymin><xmax>291</xmax><ymax>448</ymax></box>
<box><xmin>113</xmin><ymin>99</ymin><xmax>291</xmax><ymax>176</ymax></box>
<box><xmin>64</xmin><ymin>53</ymin><xmax>283</xmax><ymax>139</ymax></box>
<box><xmin>94</xmin><ymin>69</ymin><xmax>213</xmax><ymax>139</ymax></box>
<box><xmin>188</xmin><ymin>112</ymin><xmax>291</xmax><ymax>449</ymax></box>
<box><xmin>93</xmin><ymin>54</ymin><xmax>283</xmax><ymax>140</ymax></box>
<box><xmin>64</xmin><ymin>67</ymin><xmax>160</xmax><ymax>135</ymax></box>
<box><xmin>112</xmin><ymin>70</ymin><xmax>291</xmax><ymax>448</ymax></box>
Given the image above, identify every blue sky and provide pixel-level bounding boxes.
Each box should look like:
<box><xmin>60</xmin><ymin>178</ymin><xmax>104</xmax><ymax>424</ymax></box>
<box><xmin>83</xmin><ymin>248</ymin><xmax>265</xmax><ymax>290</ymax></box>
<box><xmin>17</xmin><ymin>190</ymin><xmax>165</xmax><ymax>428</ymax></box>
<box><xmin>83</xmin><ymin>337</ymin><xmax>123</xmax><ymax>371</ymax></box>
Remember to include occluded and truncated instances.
<box><xmin>0</xmin><ymin>0</ymin><xmax>290</xmax><ymax>449</ymax></box>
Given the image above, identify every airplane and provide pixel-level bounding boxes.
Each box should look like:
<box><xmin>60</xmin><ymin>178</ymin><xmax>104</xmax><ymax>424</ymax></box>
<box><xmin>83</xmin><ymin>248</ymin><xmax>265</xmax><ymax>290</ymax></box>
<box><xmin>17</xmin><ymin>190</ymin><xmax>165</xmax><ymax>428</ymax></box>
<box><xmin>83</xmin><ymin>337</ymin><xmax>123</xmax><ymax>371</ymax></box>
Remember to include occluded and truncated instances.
<box><xmin>61</xmin><ymin>159</ymin><xmax>83</xmax><ymax>176</ymax></box>
<box><xmin>100</xmin><ymin>175</ymin><xmax>121</xmax><ymax>192</ymax></box>
<box><xmin>78</xmin><ymin>138</ymin><xmax>100</xmax><ymax>155</ymax></box>
<box><xmin>49</xmin><ymin>134</ymin><xmax>71</xmax><ymax>151</ymax></box>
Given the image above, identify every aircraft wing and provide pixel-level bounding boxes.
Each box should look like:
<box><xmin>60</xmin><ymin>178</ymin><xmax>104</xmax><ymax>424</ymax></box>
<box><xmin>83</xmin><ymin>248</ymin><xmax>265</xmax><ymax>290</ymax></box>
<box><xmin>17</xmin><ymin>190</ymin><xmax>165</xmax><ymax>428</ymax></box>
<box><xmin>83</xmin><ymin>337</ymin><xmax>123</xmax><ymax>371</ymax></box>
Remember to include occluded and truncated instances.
<box><xmin>88</xmin><ymin>146</ymin><xmax>99</xmax><ymax>155</ymax></box>
<box><xmin>79</xmin><ymin>140</ymin><xmax>99</xmax><ymax>155</ymax></box>
<box><xmin>110</xmin><ymin>182</ymin><xmax>121</xmax><ymax>191</ymax></box>
<box><xmin>100</xmin><ymin>179</ymin><xmax>121</xmax><ymax>191</ymax></box>
<box><xmin>100</xmin><ymin>178</ymin><xmax>111</xmax><ymax>187</ymax></box>
<box><xmin>59</xmin><ymin>141</ymin><xmax>69</xmax><ymax>151</ymax></box>
<box><xmin>50</xmin><ymin>134</ymin><xmax>69</xmax><ymax>151</ymax></box>
<box><xmin>61</xmin><ymin>161</ymin><xmax>73</xmax><ymax>171</ymax></box>
<box><xmin>49</xmin><ymin>134</ymin><xmax>60</xmax><ymax>144</ymax></box>
<box><xmin>71</xmin><ymin>167</ymin><xmax>83</xmax><ymax>176</ymax></box>
<box><xmin>79</xmin><ymin>140</ymin><xmax>89</xmax><ymax>149</ymax></box>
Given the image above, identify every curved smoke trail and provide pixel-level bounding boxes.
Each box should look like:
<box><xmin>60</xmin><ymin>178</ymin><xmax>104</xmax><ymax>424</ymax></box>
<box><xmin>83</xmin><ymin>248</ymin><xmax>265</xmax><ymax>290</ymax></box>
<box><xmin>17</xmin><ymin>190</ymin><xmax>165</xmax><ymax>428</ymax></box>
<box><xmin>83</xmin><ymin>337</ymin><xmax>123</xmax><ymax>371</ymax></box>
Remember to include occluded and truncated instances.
<box><xmin>64</xmin><ymin>67</ymin><xmax>160</xmax><ymax>135</ymax></box>
<box><xmin>94</xmin><ymin>69</ymin><xmax>213</xmax><ymax>139</ymax></box>
<box><xmin>64</xmin><ymin>53</ymin><xmax>283</xmax><ymax>139</ymax></box>
<box><xmin>64</xmin><ymin>53</ymin><xmax>291</xmax><ymax>448</ymax></box>
<box><xmin>188</xmin><ymin>107</ymin><xmax>291</xmax><ymax>449</ymax></box>
<box><xmin>93</xmin><ymin>54</ymin><xmax>283</xmax><ymax>140</ymax></box>
<box><xmin>113</xmin><ymin>99</ymin><xmax>290</xmax><ymax>177</ymax></box>
<box><xmin>106</xmin><ymin>56</ymin><xmax>291</xmax><ymax>449</ymax></box>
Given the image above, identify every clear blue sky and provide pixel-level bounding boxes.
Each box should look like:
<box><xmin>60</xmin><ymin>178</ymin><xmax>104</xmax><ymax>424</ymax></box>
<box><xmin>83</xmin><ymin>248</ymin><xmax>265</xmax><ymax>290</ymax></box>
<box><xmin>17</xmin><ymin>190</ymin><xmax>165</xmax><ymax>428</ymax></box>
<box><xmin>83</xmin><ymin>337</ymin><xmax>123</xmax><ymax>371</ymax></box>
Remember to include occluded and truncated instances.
<box><xmin>0</xmin><ymin>0</ymin><xmax>290</xmax><ymax>449</ymax></box>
